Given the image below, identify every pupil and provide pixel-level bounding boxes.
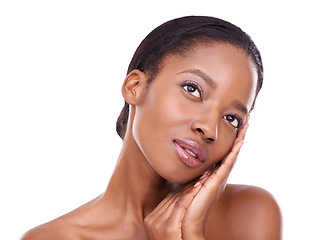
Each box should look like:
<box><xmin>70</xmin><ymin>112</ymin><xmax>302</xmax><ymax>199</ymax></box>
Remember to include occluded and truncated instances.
<box><xmin>228</xmin><ymin>116</ymin><xmax>234</xmax><ymax>121</ymax></box>
<box><xmin>187</xmin><ymin>85</ymin><xmax>195</xmax><ymax>92</ymax></box>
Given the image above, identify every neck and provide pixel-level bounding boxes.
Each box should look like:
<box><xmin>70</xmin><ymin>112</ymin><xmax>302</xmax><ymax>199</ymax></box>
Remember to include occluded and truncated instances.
<box><xmin>101</xmin><ymin>133</ymin><xmax>177</xmax><ymax>222</ymax></box>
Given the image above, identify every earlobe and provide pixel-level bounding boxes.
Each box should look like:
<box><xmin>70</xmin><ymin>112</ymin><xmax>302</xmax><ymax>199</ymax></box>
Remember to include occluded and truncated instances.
<box><xmin>122</xmin><ymin>69</ymin><xmax>147</xmax><ymax>105</ymax></box>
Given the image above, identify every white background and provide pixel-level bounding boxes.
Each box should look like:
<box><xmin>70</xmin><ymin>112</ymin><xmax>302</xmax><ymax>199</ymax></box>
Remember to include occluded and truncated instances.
<box><xmin>1</xmin><ymin>0</ymin><xmax>313</xmax><ymax>239</ymax></box>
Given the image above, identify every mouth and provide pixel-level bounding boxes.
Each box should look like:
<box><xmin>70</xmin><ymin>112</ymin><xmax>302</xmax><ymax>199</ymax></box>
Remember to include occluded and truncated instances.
<box><xmin>173</xmin><ymin>139</ymin><xmax>207</xmax><ymax>168</ymax></box>
<box><xmin>184</xmin><ymin>148</ymin><xmax>198</xmax><ymax>159</ymax></box>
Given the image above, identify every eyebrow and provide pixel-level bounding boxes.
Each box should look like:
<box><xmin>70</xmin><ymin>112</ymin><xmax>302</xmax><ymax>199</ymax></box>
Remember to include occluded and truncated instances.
<box><xmin>178</xmin><ymin>69</ymin><xmax>217</xmax><ymax>89</ymax></box>
<box><xmin>179</xmin><ymin>68</ymin><xmax>248</xmax><ymax>115</ymax></box>
<box><xmin>232</xmin><ymin>100</ymin><xmax>248</xmax><ymax>115</ymax></box>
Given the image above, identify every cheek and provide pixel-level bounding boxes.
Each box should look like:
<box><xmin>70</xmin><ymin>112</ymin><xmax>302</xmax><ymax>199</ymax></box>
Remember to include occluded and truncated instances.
<box><xmin>211</xmin><ymin>128</ymin><xmax>237</xmax><ymax>164</ymax></box>
<box><xmin>133</xmin><ymin>91</ymin><xmax>184</xmax><ymax>140</ymax></box>
<box><xmin>131</xmin><ymin>95</ymin><xmax>173</xmax><ymax>160</ymax></box>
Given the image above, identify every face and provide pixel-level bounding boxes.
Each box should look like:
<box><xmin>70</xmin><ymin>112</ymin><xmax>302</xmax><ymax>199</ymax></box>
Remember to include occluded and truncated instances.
<box><xmin>131</xmin><ymin>43</ymin><xmax>257</xmax><ymax>184</ymax></box>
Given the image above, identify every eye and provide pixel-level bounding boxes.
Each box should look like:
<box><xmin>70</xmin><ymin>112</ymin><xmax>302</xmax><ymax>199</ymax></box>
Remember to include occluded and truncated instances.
<box><xmin>181</xmin><ymin>82</ymin><xmax>201</xmax><ymax>98</ymax></box>
<box><xmin>223</xmin><ymin>115</ymin><xmax>242</xmax><ymax>128</ymax></box>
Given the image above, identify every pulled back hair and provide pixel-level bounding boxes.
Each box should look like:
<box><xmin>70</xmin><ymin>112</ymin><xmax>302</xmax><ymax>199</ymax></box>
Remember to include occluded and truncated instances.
<box><xmin>116</xmin><ymin>16</ymin><xmax>263</xmax><ymax>139</ymax></box>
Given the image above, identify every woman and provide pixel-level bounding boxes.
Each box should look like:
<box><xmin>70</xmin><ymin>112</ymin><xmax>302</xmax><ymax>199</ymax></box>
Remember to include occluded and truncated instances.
<box><xmin>22</xmin><ymin>16</ymin><xmax>282</xmax><ymax>239</ymax></box>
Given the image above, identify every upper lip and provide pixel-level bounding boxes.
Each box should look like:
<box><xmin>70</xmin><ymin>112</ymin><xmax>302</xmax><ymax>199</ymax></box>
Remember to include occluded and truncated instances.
<box><xmin>173</xmin><ymin>139</ymin><xmax>207</xmax><ymax>162</ymax></box>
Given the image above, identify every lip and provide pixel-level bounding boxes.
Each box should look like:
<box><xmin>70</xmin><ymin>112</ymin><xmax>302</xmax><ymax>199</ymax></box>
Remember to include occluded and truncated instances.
<box><xmin>173</xmin><ymin>139</ymin><xmax>207</xmax><ymax>168</ymax></box>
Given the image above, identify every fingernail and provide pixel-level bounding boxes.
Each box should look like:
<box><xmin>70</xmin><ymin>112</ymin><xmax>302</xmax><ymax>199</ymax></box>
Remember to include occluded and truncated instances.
<box><xmin>200</xmin><ymin>170</ymin><xmax>210</xmax><ymax>179</ymax></box>
<box><xmin>200</xmin><ymin>173</ymin><xmax>207</xmax><ymax>180</ymax></box>
<box><xmin>194</xmin><ymin>181</ymin><xmax>201</xmax><ymax>187</ymax></box>
<box><xmin>200</xmin><ymin>175</ymin><xmax>206</xmax><ymax>180</ymax></box>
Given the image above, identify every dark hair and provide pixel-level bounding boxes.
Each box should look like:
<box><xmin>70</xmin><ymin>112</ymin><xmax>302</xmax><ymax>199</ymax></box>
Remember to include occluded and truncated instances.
<box><xmin>116</xmin><ymin>16</ymin><xmax>263</xmax><ymax>139</ymax></box>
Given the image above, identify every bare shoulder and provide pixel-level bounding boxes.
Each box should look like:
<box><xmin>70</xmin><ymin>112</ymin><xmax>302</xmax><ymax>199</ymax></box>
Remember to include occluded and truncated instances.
<box><xmin>222</xmin><ymin>184</ymin><xmax>282</xmax><ymax>239</ymax></box>
<box><xmin>224</xmin><ymin>183</ymin><xmax>280</xmax><ymax>206</ymax></box>
<box><xmin>20</xmin><ymin>195</ymin><xmax>105</xmax><ymax>240</ymax></box>
<box><xmin>20</xmin><ymin>218</ymin><xmax>77</xmax><ymax>240</ymax></box>
<box><xmin>205</xmin><ymin>184</ymin><xmax>282</xmax><ymax>239</ymax></box>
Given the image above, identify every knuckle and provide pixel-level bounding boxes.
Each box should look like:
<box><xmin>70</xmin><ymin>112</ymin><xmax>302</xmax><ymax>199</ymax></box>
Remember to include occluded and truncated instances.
<box><xmin>151</xmin><ymin>222</ymin><xmax>165</xmax><ymax>235</ymax></box>
<box><xmin>164</xmin><ymin>225</ymin><xmax>177</xmax><ymax>235</ymax></box>
<box><xmin>145</xmin><ymin>217</ymin><xmax>180</xmax><ymax>239</ymax></box>
<box><xmin>143</xmin><ymin>217</ymin><xmax>149</xmax><ymax>225</ymax></box>
<box><xmin>144</xmin><ymin>216</ymin><xmax>153</xmax><ymax>228</ymax></box>
<box><xmin>174</xmin><ymin>199</ymin><xmax>187</xmax><ymax>210</ymax></box>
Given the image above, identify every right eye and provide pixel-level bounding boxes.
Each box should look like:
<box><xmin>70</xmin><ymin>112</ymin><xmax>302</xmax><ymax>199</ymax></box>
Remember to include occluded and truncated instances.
<box><xmin>182</xmin><ymin>82</ymin><xmax>201</xmax><ymax>98</ymax></box>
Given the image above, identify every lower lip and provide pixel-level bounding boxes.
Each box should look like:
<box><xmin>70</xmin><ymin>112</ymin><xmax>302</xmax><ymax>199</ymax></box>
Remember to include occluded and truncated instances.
<box><xmin>173</xmin><ymin>141</ymin><xmax>203</xmax><ymax>168</ymax></box>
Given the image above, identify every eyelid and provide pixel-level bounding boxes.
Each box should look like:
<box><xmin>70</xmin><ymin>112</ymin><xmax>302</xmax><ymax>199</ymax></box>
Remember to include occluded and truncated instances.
<box><xmin>180</xmin><ymin>80</ymin><xmax>203</xmax><ymax>99</ymax></box>
<box><xmin>233</xmin><ymin>113</ymin><xmax>243</xmax><ymax>129</ymax></box>
<box><xmin>224</xmin><ymin>113</ymin><xmax>243</xmax><ymax>129</ymax></box>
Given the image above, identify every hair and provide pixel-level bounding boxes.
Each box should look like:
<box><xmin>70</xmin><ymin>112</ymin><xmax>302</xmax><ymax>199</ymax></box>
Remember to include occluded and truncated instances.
<box><xmin>116</xmin><ymin>16</ymin><xmax>263</xmax><ymax>139</ymax></box>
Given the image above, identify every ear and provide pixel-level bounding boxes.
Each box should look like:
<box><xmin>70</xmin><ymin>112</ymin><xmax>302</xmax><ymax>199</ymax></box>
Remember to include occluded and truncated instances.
<box><xmin>122</xmin><ymin>70</ymin><xmax>148</xmax><ymax>105</ymax></box>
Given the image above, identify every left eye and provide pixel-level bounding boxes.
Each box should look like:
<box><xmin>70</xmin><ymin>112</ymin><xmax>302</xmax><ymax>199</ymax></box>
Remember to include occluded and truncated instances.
<box><xmin>182</xmin><ymin>84</ymin><xmax>201</xmax><ymax>98</ymax></box>
<box><xmin>224</xmin><ymin>115</ymin><xmax>241</xmax><ymax>128</ymax></box>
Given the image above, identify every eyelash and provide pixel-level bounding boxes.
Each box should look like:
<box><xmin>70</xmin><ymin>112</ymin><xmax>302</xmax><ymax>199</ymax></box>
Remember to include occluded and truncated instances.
<box><xmin>224</xmin><ymin>114</ymin><xmax>243</xmax><ymax>129</ymax></box>
<box><xmin>181</xmin><ymin>80</ymin><xmax>243</xmax><ymax>129</ymax></box>
<box><xmin>180</xmin><ymin>80</ymin><xmax>203</xmax><ymax>99</ymax></box>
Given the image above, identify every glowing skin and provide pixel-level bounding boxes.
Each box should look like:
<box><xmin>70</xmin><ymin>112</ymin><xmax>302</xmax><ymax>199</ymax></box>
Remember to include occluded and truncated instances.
<box><xmin>21</xmin><ymin>43</ymin><xmax>282</xmax><ymax>240</ymax></box>
<box><xmin>132</xmin><ymin>44</ymin><xmax>257</xmax><ymax>184</ymax></box>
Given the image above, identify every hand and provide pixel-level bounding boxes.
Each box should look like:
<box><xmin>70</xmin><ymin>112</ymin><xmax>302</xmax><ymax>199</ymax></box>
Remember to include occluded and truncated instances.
<box><xmin>144</xmin><ymin>118</ymin><xmax>249</xmax><ymax>240</ymax></box>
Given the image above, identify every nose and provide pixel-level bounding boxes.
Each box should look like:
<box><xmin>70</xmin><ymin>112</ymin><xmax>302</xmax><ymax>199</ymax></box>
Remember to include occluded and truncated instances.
<box><xmin>191</xmin><ymin>116</ymin><xmax>218</xmax><ymax>142</ymax></box>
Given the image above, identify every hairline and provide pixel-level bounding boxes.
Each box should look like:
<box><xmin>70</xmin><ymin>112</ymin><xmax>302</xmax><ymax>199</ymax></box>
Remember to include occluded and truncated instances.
<box><xmin>143</xmin><ymin>41</ymin><xmax>259</xmax><ymax>110</ymax></box>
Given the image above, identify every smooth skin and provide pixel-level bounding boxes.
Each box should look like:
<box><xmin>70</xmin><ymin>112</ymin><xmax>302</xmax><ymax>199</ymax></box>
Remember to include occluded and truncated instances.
<box><xmin>21</xmin><ymin>44</ymin><xmax>282</xmax><ymax>240</ymax></box>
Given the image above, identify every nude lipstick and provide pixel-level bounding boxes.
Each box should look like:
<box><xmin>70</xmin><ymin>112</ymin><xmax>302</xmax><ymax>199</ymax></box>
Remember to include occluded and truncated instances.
<box><xmin>173</xmin><ymin>139</ymin><xmax>207</xmax><ymax>168</ymax></box>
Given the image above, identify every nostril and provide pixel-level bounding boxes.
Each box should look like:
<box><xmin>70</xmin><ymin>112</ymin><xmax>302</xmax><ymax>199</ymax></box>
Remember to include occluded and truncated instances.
<box><xmin>196</xmin><ymin>128</ymin><xmax>215</xmax><ymax>142</ymax></box>
<box><xmin>207</xmin><ymin>137</ymin><xmax>214</xmax><ymax>142</ymax></box>
<box><xmin>196</xmin><ymin>128</ymin><xmax>203</xmax><ymax>134</ymax></box>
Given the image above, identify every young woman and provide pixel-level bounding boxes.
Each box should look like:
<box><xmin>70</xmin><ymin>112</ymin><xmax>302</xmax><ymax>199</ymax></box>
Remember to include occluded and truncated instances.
<box><xmin>22</xmin><ymin>16</ymin><xmax>282</xmax><ymax>239</ymax></box>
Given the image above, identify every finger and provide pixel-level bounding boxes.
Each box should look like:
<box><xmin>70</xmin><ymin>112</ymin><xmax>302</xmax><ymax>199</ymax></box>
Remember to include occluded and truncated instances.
<box><xmin>186</xmin><ymin>140</ymin><xmax>244</xmax><ymax>220</ymax></box>
<box><xmin>209</xmin><ymin>120</ymin><xmax>247</xmax><ymax>188</ymax></box>
<box><xmin>216</xmin><ymin>139</ymin><xmax>244</xmax><ymax>180</ymax></box>
<box><xmin>147</xmin><ymin>180</ymin><xmax>201</xmax><ymax>221</ymax></box>
<box><xmin>167</xmin><ymin>185</ymin><xmax>202</xmax><ymax>226</ymax></box>
<box><xmin>148</xmin><ymin>191</ymin><xmax>179</xmax><ymax>218</ymax></box>
<box><xmin>144</xmin><ymin>193</ymin><xmax>184</xmax><ymax>239</ymax></box>
<box><xmin>166</xmin><ymin>171</ymin><xmax>210</xmax><ymax>225</ymax></box>
<box><xmin>183</xmin><ymin>119</ymin><xmax>249</xmax><ymax>224</ymax></box>
<box><xmin>145</xmin><ymin>182</ymin><xmax>201</xmax><ymax>233</ymax></box>
<box><xmin>236</xmin><ymin>115</ymin><xmax>250</xmax><ymax>141</ymax></box>
<box><xmin>152</xmin><ymin>181</ymin><xmax>199</xmax><ymax>218</ymax></box>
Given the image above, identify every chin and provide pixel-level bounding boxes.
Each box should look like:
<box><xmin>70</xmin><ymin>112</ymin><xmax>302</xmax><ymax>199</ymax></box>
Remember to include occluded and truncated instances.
<box><xmin>160</xmin><ymin>170</ymin><xmax>202</xmax><ymax>185</ymax></box>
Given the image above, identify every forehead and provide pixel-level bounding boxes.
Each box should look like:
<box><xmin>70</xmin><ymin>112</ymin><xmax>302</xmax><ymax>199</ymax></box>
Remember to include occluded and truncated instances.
<box><xmin>149</xmin><ymin>43</ymin><xmax>257</xmax><ymax>111</ymax></box>
<box><xmin>155</xmin><ymin>43</ymin><xmax>258</xmax><ymax>109</ymax></box>
<box><xmin>164</xmin><ymin>43</ymin><xmax>256</xmax><ymax>76</ymax></box>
